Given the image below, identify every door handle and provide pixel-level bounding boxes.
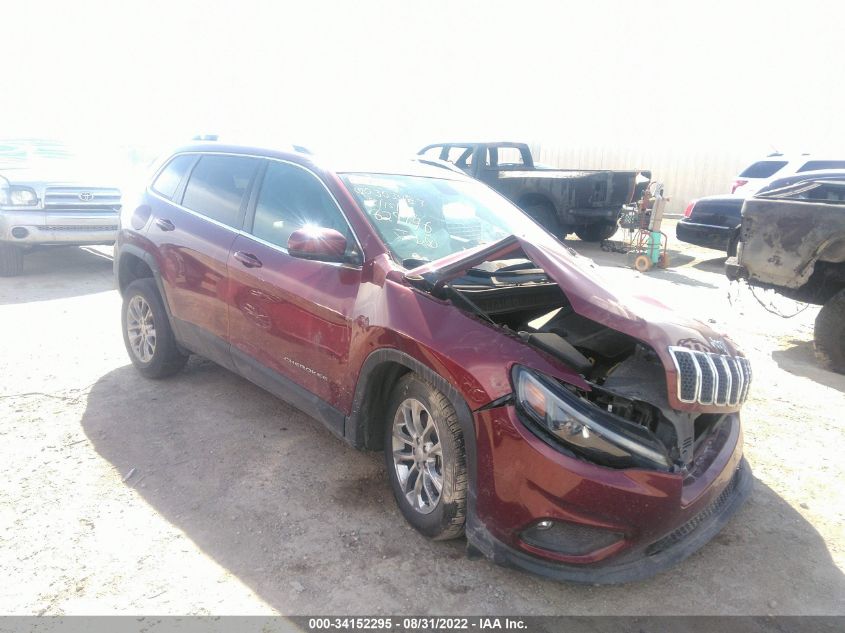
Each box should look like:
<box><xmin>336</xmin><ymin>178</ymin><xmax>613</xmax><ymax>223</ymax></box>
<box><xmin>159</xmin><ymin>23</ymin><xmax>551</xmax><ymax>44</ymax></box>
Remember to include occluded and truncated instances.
<box><xmin>155</xmin><ymin>218</ymin><xmax>175</xmax><ymax>231</ymax></box>
<box><xmin>233</xmin><ymin>251</ymin><xmax>263</xmax><ymax>268</ymax></box>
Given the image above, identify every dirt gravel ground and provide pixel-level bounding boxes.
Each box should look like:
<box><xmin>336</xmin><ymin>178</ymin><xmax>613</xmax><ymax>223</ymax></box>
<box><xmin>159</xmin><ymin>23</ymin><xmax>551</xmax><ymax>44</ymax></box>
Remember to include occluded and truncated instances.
<box><xmin>1</xmin><ymin>223</ymin><xmax>844</xmax><ymax>615</ymax></box>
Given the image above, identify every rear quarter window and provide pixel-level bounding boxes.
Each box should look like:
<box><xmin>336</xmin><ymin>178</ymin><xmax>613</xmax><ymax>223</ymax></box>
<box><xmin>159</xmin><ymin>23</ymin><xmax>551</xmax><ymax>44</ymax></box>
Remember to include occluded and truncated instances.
<box><xmin>797</xmin><ymin>160</ymin><xmax>845</xmax><ymax>172</ymax></box>
<box><xmin>151</xmin><ymin>154</ymin><xmax>196</xmax><ymax>200</ymax></box>
<box><xmin>739</xmin><ymin>160</ymin><xmax>788</xmax><ymax>178</ymax></box>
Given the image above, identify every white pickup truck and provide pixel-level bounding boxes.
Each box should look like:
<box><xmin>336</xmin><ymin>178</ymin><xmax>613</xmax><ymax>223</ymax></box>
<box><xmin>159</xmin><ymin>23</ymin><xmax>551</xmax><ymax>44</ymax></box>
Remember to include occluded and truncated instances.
<box><xmin>0</xmin><ymin>138</ymin><xmax>122</xmax><ymax>276</ymax></box>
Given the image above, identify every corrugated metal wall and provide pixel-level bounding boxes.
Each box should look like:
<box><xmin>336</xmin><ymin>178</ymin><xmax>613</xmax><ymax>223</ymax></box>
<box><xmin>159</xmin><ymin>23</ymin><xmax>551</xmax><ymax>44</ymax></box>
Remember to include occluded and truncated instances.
<box><xmin>529</xmin><ymin>142</ymin><xmax>754</xmax><ymax>213</ymax></box>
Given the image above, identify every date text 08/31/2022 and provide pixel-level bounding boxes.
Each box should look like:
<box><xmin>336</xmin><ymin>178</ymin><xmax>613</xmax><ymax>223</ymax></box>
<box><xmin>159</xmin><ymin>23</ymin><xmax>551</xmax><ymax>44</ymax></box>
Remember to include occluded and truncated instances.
<box><xmin>307</xmin><ymin>617</ymin><xmax>527</xmax><ymax>630</ymax></box>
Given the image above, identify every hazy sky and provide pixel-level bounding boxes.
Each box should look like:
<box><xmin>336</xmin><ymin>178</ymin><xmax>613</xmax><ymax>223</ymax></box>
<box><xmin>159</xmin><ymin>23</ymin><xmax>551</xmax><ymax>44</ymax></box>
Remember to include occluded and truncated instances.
<box><xmin>4</xmin><ymin>0</ymin><xmax>842</xmax><ymax>158</ymax></box>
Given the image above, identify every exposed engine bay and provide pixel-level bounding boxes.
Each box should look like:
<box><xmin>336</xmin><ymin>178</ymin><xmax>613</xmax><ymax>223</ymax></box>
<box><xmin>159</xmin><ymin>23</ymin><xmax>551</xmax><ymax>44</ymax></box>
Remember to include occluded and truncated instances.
<box><xmin>443</xmin><ymin>257</ymin><xmax>729</xmax><ymax>472</ymax></box>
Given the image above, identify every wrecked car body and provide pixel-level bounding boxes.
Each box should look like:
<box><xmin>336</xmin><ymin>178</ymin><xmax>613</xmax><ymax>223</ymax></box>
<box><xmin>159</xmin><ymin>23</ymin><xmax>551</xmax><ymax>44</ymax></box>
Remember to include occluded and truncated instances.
<box><xmin>116</xmin><ymin>144</ymin><xmax>751</xmax><ymax>584</ymax></box>
<box><xmin>727</xmin><ymin>172</ymin><xmax>845</xmax><ymax>371</ymax></box>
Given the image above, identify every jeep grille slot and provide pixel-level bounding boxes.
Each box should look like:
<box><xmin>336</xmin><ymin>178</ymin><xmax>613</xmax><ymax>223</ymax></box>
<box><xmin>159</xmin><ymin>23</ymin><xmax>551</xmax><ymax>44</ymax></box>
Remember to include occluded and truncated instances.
<box><xmin>668</xmin><ymin>347</ymin><xmax>751</xmax><ymax>407</ymax></box>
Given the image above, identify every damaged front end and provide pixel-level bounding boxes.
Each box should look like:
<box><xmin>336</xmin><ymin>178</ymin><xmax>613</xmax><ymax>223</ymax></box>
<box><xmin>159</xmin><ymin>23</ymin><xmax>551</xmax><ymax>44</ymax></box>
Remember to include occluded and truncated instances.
<box><xmin>406</xmin><ymin>235</ymin><xmax>751</xmax><ymax>476</ymax></box>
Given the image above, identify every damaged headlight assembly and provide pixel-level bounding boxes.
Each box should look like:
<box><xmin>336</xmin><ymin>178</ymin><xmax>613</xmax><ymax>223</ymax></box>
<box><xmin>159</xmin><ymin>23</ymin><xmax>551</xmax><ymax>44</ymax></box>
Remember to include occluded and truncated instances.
<box><xmin>512</xmin><ymin>365</ymin><xmax>673</xmax><ymax>472</ymax></box>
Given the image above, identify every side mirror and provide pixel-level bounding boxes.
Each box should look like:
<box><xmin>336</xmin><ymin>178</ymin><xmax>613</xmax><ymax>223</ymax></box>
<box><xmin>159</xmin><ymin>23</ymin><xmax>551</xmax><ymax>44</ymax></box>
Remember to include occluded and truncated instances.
<box><xmin>287</xmin><ymin>226</ymin><xmax>349</xmax><ymax>263</ymax></box>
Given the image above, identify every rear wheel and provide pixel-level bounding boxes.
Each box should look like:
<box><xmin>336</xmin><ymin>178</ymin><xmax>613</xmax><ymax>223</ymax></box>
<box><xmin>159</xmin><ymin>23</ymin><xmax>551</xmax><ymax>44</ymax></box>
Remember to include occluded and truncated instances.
<box><xmin>121</xmin><ymin>278</ymin><xmax>188</xmax><ymax>378</ymax></box>
<box><xmin>814</xmin><ymin>289</ymin><xmax>845</xmax><ymax>373</ymax></box>
<box><xmin>384</xmin><ymin>374</ymin><xmax>467</xmax><ymax>540</ymax></box>
<box><xmin>523</xmin><ymin>200</ymin><xmax>563</xmax><ymax>239</ymax></box>
<box><xmin>574</xmin><ymin>221</ymin><xmax>618</xmax><ymax>242</ymax></box>
<box><xmin>0</xmin><ymin>243</ymin><xmax>24</xmax><ymax>277</ymax></box>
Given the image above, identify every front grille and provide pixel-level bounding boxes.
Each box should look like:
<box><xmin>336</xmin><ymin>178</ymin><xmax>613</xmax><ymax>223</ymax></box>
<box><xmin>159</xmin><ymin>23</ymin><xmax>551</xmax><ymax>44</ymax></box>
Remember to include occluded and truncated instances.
<box><xmin>38</xmin><ymin>225</ymin><xmax>117</xmax><ymax>232</ymax></box>
<box><xmin>646</xmin><ymin>464</ymin><xmax>742</xmax><ymax>556</ymax></box>
<box><xmin>669</xmin><ymin>347</ymin><xmax>751</xmax><ymax>406</ymax></box>
<box><xmin>44</xmin><ymin>186</ymin><xmax>121</xmax><ymax>211</ymax></box>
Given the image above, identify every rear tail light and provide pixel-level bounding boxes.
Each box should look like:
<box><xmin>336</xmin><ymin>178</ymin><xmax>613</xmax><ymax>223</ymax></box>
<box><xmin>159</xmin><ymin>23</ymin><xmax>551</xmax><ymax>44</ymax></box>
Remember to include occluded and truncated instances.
<box><xmin>731</xmin><ymin>179</ymin><xmax>748</xmax><ymax>194</ymax></box>
<box><xmin>683</xmin><ymin>200</ymin><xmax>696</xmax><ymax>218</ymax></box>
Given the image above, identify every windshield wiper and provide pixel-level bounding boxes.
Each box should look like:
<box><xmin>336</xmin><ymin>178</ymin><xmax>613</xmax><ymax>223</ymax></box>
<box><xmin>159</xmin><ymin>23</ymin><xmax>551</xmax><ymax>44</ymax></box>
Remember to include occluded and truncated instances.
<box><xmin>442</xmin><ymin>283</ymin><xmax>497</xmax><ymax>326</ymax></box>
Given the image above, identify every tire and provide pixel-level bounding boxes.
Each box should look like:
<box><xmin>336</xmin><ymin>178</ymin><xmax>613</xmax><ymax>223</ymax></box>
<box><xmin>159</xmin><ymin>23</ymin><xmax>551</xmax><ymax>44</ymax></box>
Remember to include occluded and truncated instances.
<box><xmin>574</xmin><ymin>221</ymin><xmax>618</xmax><ymax>242</ymax></box>
<box><xmin>121</xmin><ymin>278</ymin><xmax>188</xmax><ymax>379</ymax></box>
<box><xmin>523</xmin><ymin>200</ymin><xmax>563</xmax><ymax>239</ymax></box>
<box><xmin>727</xmin><ymin>230</ymin><xmax>740</xmax><ymax>258</ymax></box>
<box><xmin>633</xmin><ymin>254</ymin><xmax>652</xmax><ymax>272</ymax></box>
<box><xmin>814</xmin><ymin>289</ymin><xmax>845</xmax><ymax>373</ymax></box>
<box><xmin>0</xmin><ymin>243</ymin><xmax>24</xmax><ymax>277</ymax></box>
<box><xmin>384</xmin><ymin>373</ymin><xmax>467</xmax><ymax>540</ymax></box>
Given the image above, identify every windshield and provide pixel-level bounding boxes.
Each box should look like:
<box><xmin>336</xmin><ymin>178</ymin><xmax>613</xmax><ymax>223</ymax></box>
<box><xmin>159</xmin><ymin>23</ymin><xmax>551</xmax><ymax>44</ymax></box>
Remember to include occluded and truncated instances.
<box><xmin>0</xmin><ymin>139</ymin><xmax>80</xmax><ymax>169</ymax></box>
<box><xmin>339</xmin><ymin>173</ymin><xmax>549</xmax><ymax>264</ymax></box>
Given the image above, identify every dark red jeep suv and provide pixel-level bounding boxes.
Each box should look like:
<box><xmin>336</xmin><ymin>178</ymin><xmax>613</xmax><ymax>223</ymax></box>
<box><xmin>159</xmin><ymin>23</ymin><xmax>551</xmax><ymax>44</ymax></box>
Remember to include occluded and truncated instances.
<box><xmin>115</xmin><ymin>143</ymin><xmax>752</xmax><ymax>583</ymax></box>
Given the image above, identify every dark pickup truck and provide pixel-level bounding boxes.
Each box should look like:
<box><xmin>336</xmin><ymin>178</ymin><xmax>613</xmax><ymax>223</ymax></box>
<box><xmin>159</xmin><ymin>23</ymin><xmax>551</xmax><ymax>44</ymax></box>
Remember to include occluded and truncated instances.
<box><xmin>418</xmin><ymin>142</ymin><xmax>649</xmax><ymax>242</ymax></box>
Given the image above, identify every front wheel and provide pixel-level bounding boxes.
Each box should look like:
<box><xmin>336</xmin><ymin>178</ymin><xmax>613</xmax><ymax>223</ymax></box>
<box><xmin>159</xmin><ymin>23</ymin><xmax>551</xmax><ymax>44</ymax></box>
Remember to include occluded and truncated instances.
<box><xmin>814</xmin><ymin>289</ymin><xmax>845</xmax><ymax>373</ymax></box>
<box><xmin>121</xmin><ymin>278</ymin><xmax>188</xmax><ymax>378</ymax></box>
<box><xmin>574</xmin><ymin>221</ymin><xmax>618</xmax><ymax>242</ymax></box>
<box><xmin>384</xmin><ymin>374</ymin><xmax>467</xmax><ymax>540</ymax></box>
<box><xmin>0</xmin><ymin>243</ymin><xmax>24</xmax><ymax>277</ymax></box>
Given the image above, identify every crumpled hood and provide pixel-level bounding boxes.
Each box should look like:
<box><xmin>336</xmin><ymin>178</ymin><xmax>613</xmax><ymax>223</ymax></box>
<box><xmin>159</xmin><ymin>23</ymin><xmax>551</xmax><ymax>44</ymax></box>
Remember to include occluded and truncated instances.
<box><xmin>518</xmin><ymin>238</ymin><xmax>741</xmax><ymax>358</ymax></box>
<box><xmin>406</xmin><ymin>234</ymin><xmax>743</xmax><ymax>411</ymax></box>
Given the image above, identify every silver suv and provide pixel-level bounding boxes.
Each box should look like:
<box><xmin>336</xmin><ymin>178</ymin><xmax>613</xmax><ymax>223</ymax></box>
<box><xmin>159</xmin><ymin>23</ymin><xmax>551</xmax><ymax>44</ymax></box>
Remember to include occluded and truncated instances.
<box><xmin>0</xmin><ymin>138</ymin><xmax>122</xmax><ymax>276</ymax></box>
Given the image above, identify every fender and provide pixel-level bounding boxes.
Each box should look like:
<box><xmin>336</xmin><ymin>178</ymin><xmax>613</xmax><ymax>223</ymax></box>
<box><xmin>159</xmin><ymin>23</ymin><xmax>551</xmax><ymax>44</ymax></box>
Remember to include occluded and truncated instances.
<box><xmin>345</xmin><ymin>348</ymin><xmax>480</xmax><ymax>533</ymax></box>
<box><xmin>115</xmin><ymin>241</ymin><xmax>174</xmax><ymax>319</ymax></box>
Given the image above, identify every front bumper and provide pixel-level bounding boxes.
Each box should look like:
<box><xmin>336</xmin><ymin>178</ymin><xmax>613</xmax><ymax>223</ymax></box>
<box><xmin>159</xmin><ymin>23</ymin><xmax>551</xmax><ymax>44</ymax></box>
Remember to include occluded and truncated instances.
<box><xmin>0</xmin><ymin>209</ymin><xmax>118</xmax><ymax>245</ymax></box>
<box><xmin>469</xmin><ymin>405</ymin><xmax>751</xmax><ymax>584</ymax></box>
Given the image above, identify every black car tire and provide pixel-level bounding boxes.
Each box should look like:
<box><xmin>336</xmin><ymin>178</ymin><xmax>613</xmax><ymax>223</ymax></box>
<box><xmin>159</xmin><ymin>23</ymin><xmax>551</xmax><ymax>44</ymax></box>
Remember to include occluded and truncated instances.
<box><xmin>524</xmin><ymin>201</ymin><xmax>564</xmax><ymax>239</ymax></box>
<box><xmin>121</xmin><ymin>278</ymin><xmax>189</xmax><ymax>379</ymax></box>
<box><xmin>814</xmin><ymin>289</ymin><xmax>845</xmax><ymax>373</ymax></box>
<box><xmin>384</xmin><ymin>373</ymin><xmax>467</xmax><ymax>540</ymax></box>
<box><xmin>0</xmin><ymin>243</ymin><xmax>24</xmax><ymax>277</ymax></box>
<box><xmin>575</xmin><ymin>221</ymin><xmax>618</xmax><ymax>242</ymax></box>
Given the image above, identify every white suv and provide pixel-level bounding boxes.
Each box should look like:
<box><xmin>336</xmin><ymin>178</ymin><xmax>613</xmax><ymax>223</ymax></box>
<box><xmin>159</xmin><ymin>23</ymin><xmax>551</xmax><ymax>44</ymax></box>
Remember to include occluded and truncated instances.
<box><xmin>731</xmin><ymin>154</ymin><xmax>845</xmax><ymax>196</ymax></box>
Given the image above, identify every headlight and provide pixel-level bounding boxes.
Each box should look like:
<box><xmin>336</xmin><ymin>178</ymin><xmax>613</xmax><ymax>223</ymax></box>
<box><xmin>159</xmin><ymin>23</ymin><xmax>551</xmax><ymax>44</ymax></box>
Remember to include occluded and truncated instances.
<box><xmin>1</xmin><ymin>186</ymin><xmax>39</xmax><ymax>207</ymax></box>
<box><xmin>512</xmin><ymin>365</ymin><xmax>673</xmax><ymax>471</ymax></box>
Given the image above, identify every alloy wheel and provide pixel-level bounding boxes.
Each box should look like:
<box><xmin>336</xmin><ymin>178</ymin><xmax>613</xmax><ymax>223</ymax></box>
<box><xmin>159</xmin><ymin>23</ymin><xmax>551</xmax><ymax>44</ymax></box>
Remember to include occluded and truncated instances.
<box><xmin>391</xmin><ymin>398</ymin><xmax>444</xmax><ymax>514</ymax></box>
<box><xmin>126</xmin><ymin>295</ymin><xmax>157</xmax><ymax>363</ymax></box>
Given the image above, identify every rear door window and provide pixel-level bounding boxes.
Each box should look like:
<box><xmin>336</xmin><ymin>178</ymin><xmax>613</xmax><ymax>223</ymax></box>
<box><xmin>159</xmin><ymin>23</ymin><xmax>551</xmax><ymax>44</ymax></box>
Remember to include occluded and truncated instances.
<box><xmin>152</xmin><ymin>154</ymin><xmax>196</xmax><ymax>200</ymax></box>
<box><xmin>181</xmin><ymin>154</ymin><xmax>259</xmax><ymax>227</ymax></box>
<box><xmin>797</xmin><ymin>160</ymin><xmax>845</xmax><ymax>172</ymax></box>
<box><xmin>739</xmin><ymin>160</ymin><xmax>788</xmax><ymax>178</ymax></box>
